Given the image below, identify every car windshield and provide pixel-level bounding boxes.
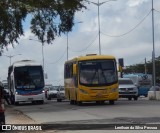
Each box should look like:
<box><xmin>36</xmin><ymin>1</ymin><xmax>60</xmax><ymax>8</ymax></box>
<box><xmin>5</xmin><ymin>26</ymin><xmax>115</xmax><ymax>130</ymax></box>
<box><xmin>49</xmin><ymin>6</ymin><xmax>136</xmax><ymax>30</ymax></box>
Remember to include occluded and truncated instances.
<box><xmin>119</xmin><ymin>79</ymin><xmax>133</xmax><ymax>85</ymax></box>
<box><xmin>3</xmin><ymin>83</ymin><xmax>8</xmax><ymax>89</ymax></box>
<box><xmin>50</xmin><ymin>86</ymin><xmax>58</xmax><ymax>91</ymax></box>
<box><xmin>60</xmin><ymin>87</ymin><xmax>64</xmax><ymax>91</ymax></box>
<box><xmin>79</xmin><ymin>59</ymin><xmax>117</xmax><ymax>86</ymax></box>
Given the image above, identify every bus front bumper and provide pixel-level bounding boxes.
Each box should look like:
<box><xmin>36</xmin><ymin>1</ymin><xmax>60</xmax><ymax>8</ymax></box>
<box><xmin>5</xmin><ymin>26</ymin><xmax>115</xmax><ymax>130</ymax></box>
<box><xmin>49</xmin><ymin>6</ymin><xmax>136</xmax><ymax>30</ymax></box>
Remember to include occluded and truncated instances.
<box><xmin>78</xmin><ymin>92</ymin><xmax>119</xmax><ymax>102</ymax></box>
<box><xmin>15</xmin><ymin>93</ymin><xmax>45</xmax><ymax>102</ymax></box>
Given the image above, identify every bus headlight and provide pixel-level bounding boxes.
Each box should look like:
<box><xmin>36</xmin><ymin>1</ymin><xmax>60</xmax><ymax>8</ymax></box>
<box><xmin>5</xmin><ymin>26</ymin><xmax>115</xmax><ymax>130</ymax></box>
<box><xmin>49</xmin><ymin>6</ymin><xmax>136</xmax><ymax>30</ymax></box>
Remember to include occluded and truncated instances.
<box><xmin>16</xmin><ymin>91</ymin><xmax>20</xmax><ymax>95</ymax></box>
<box><xmin>79</xmin><ymin>89</ymin><xmax>88</xmax><ymax>94</ymax></box>
<box><xmin>110</xmin><ymin>88</ymin><xmax>117</xmax><ymax>93</ymax></box>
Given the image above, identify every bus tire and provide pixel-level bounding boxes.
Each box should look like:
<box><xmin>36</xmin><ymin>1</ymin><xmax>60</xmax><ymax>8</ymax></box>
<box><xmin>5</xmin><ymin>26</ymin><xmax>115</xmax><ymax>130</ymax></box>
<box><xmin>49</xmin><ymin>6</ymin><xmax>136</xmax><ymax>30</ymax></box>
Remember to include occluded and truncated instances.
<box><xmin>15</xmin><ymin>101</ymin><xmax>19</xmax><ymax>105</ymax></box>
<box><xmin>97</xmin><ymin>101</ymin><xmax>105</xmax><ymax>104</ymax></box>
<box><xmin>96</xmin><ymin>101</ymin><xmax>101</xmax><ymax>105</ymax></box>
<box><xmin>77</xmin><ymin>101</ymin><xmax>82</xmax><ymax>106</ymax></box>
<box><xmin>10</xmin><ymin>95</ymin><xmax>15</xmax><ymax>105</ymax></box>
<box><xmin>70</xmin><ymin>100</ymin><xmax>74</xmax><ymax>105</ymax></box>
<box><xmin>39</xmin><ymin>100</ymin><xmax>44</xmax><ymax>104</ymax></box>
<box><xmin>109</xmin><ymin>100</ymin><xmax>114</xmax><ymax>105</ymax></box>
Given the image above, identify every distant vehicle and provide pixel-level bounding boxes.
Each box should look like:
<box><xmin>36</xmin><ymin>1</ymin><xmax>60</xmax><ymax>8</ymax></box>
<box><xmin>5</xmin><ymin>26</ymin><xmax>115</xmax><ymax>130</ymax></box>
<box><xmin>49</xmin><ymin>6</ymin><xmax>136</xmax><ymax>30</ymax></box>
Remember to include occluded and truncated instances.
<box><xmin>0</xmin><ymin>81</ymin><xmax>5</xmax><ymax>127</ymax></box>
<box><xmin>46</xmin><ymin>86</ymin><xmax>58</xmax><ymax>100</ymax></box>
<box><xmin>57</xmin><ymin>86</ymin><xmax>66</xmax><ymax>102</ymax></box>
<box><xmin>8</xmin><ymin>60</ymin><xmax>45</xmax><ymax>105</ymax></box>
<box><xmin>119</xmin><ymin>78</ymin><xmax>138</xmax><ymax>100</ymax></box>
<box><xmin>64</xmin><ymin>54</ymin><xmax>119</xmax><ymax>105</ymax></box>
<box><xmin>2</xmin><ymin>80</ymin><xmax>9</xmax><ymax>98</ymax></box>
<box><xmin>44</xmin><ymin>84</ymin><xmax>52</xmax><ymax>98</ymax></box>
<box><xmin>123</xmin><ymin>73</ymin><xmax>152</xmax><ymax>97</ymax></box>
<box><xmin>2</xmin><ymin>80</ymin><xmax>8</xmax><ymax>90</ymax></box>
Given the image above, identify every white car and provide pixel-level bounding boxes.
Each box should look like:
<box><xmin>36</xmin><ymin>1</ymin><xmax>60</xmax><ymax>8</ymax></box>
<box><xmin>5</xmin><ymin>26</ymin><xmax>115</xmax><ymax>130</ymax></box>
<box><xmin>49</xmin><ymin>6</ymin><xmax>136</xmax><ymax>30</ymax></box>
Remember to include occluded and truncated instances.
<box><xmin>119</xmin><ymin>78</ymin><xmax>138</xmax><ymax>100</ymax></box>
<box><xmin>46</xmin><ymin>86</ymin><xmax>58</xmax><ymax>100</ymax></box>
<box><xmin>57</xmin><ymin>86</ymin><xmax>66</xmax><ymax>102</ymax></box>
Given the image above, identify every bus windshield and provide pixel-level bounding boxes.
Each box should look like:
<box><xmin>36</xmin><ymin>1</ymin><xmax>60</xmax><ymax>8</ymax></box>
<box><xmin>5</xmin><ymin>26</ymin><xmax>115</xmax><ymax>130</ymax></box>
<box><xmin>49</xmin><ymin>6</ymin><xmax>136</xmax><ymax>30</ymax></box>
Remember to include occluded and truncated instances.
<box><xmin>79</xmin><ymin>60</ymin><xmax>117</xmax><ymax>86</ymax></box>
<box><xmin>14</xmin><ymin>66</ymin><xmax>44</xmax><ymax>90</ymax></box>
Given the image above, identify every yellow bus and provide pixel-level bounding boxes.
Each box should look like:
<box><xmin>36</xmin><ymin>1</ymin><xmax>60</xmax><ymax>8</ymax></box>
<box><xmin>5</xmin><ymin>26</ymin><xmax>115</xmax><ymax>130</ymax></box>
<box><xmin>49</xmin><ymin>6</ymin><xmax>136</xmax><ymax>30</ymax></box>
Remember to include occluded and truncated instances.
<box><xmin>64</xmin><ymin>54</ymin><xmax>119</xmax><ymax>105</ymax></box>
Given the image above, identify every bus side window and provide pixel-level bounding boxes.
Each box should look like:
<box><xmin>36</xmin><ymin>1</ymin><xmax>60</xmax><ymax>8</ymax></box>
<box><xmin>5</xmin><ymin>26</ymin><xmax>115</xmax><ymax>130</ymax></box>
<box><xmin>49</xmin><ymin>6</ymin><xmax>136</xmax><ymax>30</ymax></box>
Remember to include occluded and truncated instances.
<box><xmin>74</xmin><ymin>76</ymin><xmax>78</xmax><ymax>87</ymax></box>
<box><xmin>65</xmin><ymin>64</ymin><xmax>73</xmax><ymax>78</ymax></box>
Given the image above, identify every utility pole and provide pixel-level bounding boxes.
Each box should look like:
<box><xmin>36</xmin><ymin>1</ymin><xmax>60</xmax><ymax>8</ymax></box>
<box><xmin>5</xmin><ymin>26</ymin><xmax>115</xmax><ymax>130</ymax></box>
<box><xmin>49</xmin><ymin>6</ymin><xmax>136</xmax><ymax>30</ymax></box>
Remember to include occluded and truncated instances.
<box><xmin>89</xmin><ymin>0</ymin><xmax>116</xmax><ymax>55</ymax></box>
<box><xmin>151</xmin><ymin>0</ymin><xmax>156</xmax><ymax>88</ymax></box>
<box><xmin>3</xmin><ymin>54</ymin><xmax>21</xmax><ymax>66</ymax></box>
<box><xmin>67</xmin><ymin>32</ymin><xmax>69</xmax><ymax>61</ymax></box>
<box><xmin>29</xmin><ymin>39</ymin><xmax>45</xmax><ymax>70</ymax></box>
<box><xmin>144</xmin><ymin>58</ymin><xmax>147</xmax><ymax>74</ymax></box>
<box><xmin>66</xmin><ymin>21</ymin><xmax>82</xmax><ymax>60</ymax></box>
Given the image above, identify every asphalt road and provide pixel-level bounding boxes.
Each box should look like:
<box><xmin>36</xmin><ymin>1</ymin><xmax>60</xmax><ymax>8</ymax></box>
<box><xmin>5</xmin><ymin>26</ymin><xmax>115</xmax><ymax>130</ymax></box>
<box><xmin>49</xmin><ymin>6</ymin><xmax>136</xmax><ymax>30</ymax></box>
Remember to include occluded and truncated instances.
<box><xmin>7</xmin><ymin>97</ymin><xmax>160</xmax><ymax>123</ymax></box>
<box><xmin>4</xmin><ymin>97</ymin><xmax>160</xmax><ymax>132</ymax></box>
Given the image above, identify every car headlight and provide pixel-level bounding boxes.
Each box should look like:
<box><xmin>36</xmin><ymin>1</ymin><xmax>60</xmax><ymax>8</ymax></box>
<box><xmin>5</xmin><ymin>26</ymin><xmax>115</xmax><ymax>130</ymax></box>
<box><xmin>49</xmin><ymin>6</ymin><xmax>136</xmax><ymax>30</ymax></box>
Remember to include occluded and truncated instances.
<box><xmin>79</xmin><ymin>89</ymin><xmax>88</xmax><ymax>94</ymax></box>
<box><xmin>110</xmin><ymin>88</ymin><xmax>117</xmax><ymax>93</ymax></box>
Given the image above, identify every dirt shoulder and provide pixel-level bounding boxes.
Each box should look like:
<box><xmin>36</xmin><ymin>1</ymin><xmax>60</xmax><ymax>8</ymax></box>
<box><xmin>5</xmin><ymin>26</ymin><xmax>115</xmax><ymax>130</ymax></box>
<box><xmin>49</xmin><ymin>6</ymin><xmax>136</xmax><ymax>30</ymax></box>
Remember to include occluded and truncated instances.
<box><xmin>5</xmin><ymin>105</ymin><xmax>38</xmax><ymax>124</ymax></box>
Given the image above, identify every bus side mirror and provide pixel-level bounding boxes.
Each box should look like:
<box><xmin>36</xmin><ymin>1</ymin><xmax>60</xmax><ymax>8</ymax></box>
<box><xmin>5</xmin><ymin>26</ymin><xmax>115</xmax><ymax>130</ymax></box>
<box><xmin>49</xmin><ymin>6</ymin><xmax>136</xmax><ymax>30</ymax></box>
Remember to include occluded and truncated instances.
<box><xmin>73</xmin><ymin>64</ymin><xmax>77</xmax><ymax>75</ymax></box>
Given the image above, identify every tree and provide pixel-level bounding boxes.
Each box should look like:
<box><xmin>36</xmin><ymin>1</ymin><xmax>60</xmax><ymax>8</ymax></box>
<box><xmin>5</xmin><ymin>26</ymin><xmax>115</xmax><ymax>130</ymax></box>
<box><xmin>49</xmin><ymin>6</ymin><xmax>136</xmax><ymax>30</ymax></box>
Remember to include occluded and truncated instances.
<box><xmin>123</xmin><ymin>56</ymin><xmax>160</xmax><ymax>81</ymax></box>
<box><xmin>0</xmin><ymin>0</ymin><xmax>86</xmax><ymax>55</ymax></box>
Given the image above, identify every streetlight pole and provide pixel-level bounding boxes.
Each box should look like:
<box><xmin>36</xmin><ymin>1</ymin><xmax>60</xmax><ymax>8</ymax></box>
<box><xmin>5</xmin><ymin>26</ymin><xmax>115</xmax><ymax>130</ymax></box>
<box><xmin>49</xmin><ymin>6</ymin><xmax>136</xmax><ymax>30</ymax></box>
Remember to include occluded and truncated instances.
<box><xmin>29</xmin><ymin>39</ymin><xmax>45</xmax><ymax>70</ymax></box>
<box><xmin>89</xmin><ymin>0</ymin><xmax>116</xmax><ymax>55</ymax></box>
<box><xmin>42</xmin><ymin>42</ymin><xmax>45</xmax><ymax>70</ymax></box>
<box><xmin>66</xmin><ymin>21</ymin><xmax>83</xmax><ymax>60</ymax></box>
<box><xmin>67</xmin><ymin>32</ymin><xmax>69</xmax><ymax>61</ymax></box>
<box><xmin>152</xmin><ymin>0</ymin><xmax>156</xmax><ymax>88</ymax></box>
<box><xmin>3</xmin><ymin>54</ymin><xmax>21</xmax><ymax>66</ymax></box>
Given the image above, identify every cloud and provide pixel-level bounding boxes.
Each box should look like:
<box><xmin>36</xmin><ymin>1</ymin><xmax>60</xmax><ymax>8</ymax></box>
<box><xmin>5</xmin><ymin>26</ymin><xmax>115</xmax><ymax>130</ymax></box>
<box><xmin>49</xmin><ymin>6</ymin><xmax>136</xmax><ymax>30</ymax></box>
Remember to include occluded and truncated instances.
<box><xmin>127</xmin><ymin>0</ymin><xmax>148</xmax><ymax>7</ymax></box>
<box><xmin>1</xmin><ymin>0</ymin><xmax>160</xmax><ymax>85</ymax></box>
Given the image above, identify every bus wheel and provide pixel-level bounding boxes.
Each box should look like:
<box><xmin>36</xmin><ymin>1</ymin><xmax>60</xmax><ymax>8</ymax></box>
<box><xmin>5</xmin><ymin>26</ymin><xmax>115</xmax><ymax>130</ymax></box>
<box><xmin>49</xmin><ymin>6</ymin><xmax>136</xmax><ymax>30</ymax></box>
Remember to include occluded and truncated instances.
<box><xmin>39</xmin><ymin>100</ymin><xmax>44</xmax><ymax>104</ymax></box>
<box><xmin>101</xmin><ymin>101</ymin><xmax>105</xmax><ymax>104</ymax></box>
<box><xmin>109</xmin><ymin>100</ymin><xmax>114</xmax><ymax>105</ymax></box>
<box><xmin>96</xmin><ymin>101</ymin><xmax>105</xmax><ymax>105</ymax></box>
<box><xmin>15</xmin><ymin>101</ymin><xmax>19</xmax><ymax>106</ymax></box>
<box><xmin>77</xmin><ymin>101</ymin><xmax>82</xmax><ymax>106</ymax></box>
<box><xmin>96</xmin><ymin>101</ymin><xmax>101</xmax><ymax>105</ymax></box>
<box><xmin>70</xmin><ymin>100</ymin><xmax>74</xmax><ymax>105</ymax></box>
<box><xmin>10</xmin><ymin>95</ymin><xmax>15</xmax><ymax>105</ymax></box>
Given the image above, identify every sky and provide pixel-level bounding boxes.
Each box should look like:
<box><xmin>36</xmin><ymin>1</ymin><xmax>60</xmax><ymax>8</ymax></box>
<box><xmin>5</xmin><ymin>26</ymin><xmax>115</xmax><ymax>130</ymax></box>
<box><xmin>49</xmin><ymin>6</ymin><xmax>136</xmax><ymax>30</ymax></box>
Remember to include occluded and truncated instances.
<box><xmin>1</xmin><ymin>0</ymin><xmax>160</xmax><ymax>85</ymax></box>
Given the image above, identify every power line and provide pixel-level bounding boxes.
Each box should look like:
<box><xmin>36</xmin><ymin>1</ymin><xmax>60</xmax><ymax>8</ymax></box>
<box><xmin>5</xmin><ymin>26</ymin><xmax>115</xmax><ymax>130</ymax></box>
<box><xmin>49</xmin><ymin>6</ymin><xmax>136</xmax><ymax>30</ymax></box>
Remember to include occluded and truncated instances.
<box><xmin>49</xmin><ymin>49</ymin><xmax>66</xmax><ymax>64</ymax></box>
<box><xmin>154</xmin><ymin>9</ymin><xmax>160</xmax><ymax>14</ymax></box>
<box><xmin>69</xmin><ymin>33</ymin><xmax>98</xmax><ymax>52</ymax></box>
<box><xmin>101</xmin><ymin>10</ymin><xmax>152</xmax><ymax>37</ymax></box>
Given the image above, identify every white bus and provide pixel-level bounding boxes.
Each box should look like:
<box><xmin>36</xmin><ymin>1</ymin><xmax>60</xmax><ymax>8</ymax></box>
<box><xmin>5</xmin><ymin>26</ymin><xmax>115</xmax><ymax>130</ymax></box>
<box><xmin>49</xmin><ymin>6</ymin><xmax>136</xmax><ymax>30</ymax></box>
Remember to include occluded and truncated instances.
<box><xmin>8</xmin><ymin>60</ymin><xmax>45</xmax><ymax>105</ymax></box>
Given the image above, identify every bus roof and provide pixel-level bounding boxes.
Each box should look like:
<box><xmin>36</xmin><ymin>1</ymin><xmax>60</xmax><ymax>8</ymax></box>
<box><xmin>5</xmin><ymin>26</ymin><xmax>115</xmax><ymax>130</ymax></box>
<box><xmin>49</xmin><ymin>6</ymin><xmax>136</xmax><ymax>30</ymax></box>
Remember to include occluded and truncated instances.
<box><xmin>11</xmin><ymin>60</ymin><xmax>41</xmax><ymax>67</ymax></box>
<box><xmin>65</xmin><ymin>54</ymin><xmax>116</xmax><ymax>64</ymax></box>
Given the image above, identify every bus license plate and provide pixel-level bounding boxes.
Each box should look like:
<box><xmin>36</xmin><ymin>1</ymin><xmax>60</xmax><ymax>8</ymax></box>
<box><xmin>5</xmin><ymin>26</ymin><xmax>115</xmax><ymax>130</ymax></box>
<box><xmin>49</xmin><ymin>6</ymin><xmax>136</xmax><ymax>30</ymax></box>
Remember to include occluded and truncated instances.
<box><xmin>28</xmin><ymin>98</ymin><xmax>33</xmax><ymax>101</ymax></box>
<box><xmin>96</xmin><ymin>93</ymin><xmax>102</xmax><ymax>97</ymax></box>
